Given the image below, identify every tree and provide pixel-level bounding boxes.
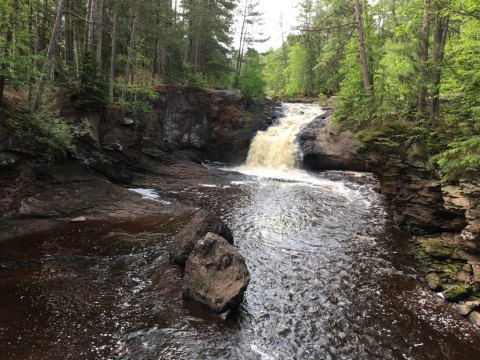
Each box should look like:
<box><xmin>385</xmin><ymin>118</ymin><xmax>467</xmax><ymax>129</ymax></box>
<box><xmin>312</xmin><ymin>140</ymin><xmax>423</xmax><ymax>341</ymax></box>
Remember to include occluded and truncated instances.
<box><xmin>34</xmin><ymin>0</ymin><xmax>67</xmax><ymax>110</ymax></box>
<box><xmin>354</xmin><ymin>0</ymin><xmax>372</xmax><ymax>95</ymax></box>
<box><xmin>284</xmin><ymin>43</ymin><xmax>308</xmax><ymax>96</ymax></box>
<box><xmin>238</xmin><ymin>48</ymin><xmax>265</xmax><ymax>98</ymax></box>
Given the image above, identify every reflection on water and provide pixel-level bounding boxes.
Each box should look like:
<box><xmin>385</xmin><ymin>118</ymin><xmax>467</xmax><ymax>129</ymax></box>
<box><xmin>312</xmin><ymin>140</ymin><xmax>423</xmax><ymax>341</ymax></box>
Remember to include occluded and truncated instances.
<box><xmin>1</xmin><ymin>171</ymin><xmax>480</xmax><ymax>359</ymax></box>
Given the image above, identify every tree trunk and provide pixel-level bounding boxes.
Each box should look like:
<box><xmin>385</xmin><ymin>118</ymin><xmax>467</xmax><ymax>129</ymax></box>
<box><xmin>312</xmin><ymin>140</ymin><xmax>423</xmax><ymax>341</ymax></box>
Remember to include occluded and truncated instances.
<box><xmin>0</xmin><ymin>3</ymin><xmax>15</xmax><ymax>106</ymax></box>
<box><xmin>65</xmin><ymin>0</ymin><xmax>75</xmax><ymax>73</ymax></box>
<box><xmin>354</xmin><ymin>0</ymin><xmax>371</xmax><ymax>95</ymax></box>
<box><xmin>96</xmin><ymin>0</ymin><xmax>105</xmax><ymax>67</ymax></box>
<box><xmin>417</xmin><ymin>0</ymin><xmax>430</xmax><ymax>119</ymax></box>
<box><xmin>28</xmin><ymin>0</ymin><xmax>35</xmax><ymax>102</ymax></box>
<box><xmin>234</xmin><ymin>0</ymin><xmax>248</xmax><ymax>88</ymax></box>
<box><xmin>34</xmin><ymin>0</ymin><xmax>67</xmax><ymax>110</ymax></box>
<box><xmin>122</xmin><ymin>3</ymin><xmax>138</xmax><ymax>100</ymax></box>
<box><xmin>87</xmin><ymin>0</ymin><xmax>95</xmax><ymax>49</ymax></box>
<box><xmin>109</xmin><ymin>2</ymin><xmax>117</xmax><ymax>102</ymax></box>
<box><xmin>430</xmin><ymin>1</ymin><xmax>449</xmax><ymax>125</ymax></box>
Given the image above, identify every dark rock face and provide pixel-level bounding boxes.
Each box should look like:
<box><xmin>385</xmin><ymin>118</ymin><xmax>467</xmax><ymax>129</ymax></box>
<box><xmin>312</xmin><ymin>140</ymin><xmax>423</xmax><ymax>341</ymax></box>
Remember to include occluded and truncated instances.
<box><xmin>297</xmin><ymin>110</ymin><xmax>367</xmax><ymax>171</ymax></box>
<box><xmin>182</xmin><ymin>232</ymin><xmax>250</xmax><ymax>313</ymax></box>
<box><xmin>363</xmin><ymin>152</ymin><xmax>468</xmax><ymax>234</ymax></box>
<box><xmin>0</xmin><ymin>152</ymin><xmax>33</xmax><ymax>216</ymax></box>
<box><xmin>150</xmin><ymin>89</ymin><xmax>278</xmax><ymax>164</ymax></box>
<box><xmin>169</xmin><ymin>210</ymin><xmax>233</xmax><ymax>265</ymax></box>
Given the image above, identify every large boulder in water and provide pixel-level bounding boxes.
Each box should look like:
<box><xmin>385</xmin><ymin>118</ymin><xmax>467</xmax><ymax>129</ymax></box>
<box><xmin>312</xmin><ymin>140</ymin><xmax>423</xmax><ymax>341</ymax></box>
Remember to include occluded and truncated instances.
<box><xmin>297</xmin><ymin>109</ymin><xmax>367</xmax><ymax>171</ymax></box>
<box><xmin>182</xmin><ymin>233</ymin><xmax>250</xmax><ymax>312</ymax></box>
<box><xmin>169</xmin><ymin>210</ymin><xmax>233</xmax><ymax>265</ymax></box>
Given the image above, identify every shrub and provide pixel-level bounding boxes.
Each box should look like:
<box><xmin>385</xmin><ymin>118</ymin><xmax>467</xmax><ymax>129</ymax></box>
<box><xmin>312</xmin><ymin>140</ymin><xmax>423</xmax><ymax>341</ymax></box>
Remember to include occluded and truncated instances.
<box><xmin>5</xmin><ymin>109</ymin><xmax>73</xmax><ymax>155</ymax></box>
<box><xmin>429</xmin><ymin>136</ymin><xmax>480</xmax><ymax>181</ymax></box>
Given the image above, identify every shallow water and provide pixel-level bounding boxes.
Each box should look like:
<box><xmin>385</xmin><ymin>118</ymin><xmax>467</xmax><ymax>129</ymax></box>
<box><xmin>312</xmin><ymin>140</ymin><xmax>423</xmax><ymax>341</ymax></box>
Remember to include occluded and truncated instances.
<box><xmin>2</xmin><ymin>103</ymin><xmax>480</xmax><ymax>359</ymax></box>
<box><xmin>1</xmin><ymin>169</ymin><xmax>480</xmax><ymax>360</ymax></box>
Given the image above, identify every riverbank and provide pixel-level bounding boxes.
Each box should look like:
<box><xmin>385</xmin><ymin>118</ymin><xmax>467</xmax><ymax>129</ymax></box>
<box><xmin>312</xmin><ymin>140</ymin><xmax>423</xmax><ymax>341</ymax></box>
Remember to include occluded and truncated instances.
<box><xmin>0</xmin><ymin>88</ymin><xmax>279</xmax><ymax>240</ymax></box>
<box><xmin>296</xmin><ymin>109</ymin><xmax>480</xmax><ymax>325</ymax></box>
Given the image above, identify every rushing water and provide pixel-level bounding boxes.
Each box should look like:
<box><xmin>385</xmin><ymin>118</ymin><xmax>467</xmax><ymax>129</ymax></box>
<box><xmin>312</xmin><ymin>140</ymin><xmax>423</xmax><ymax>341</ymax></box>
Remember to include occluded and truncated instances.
<box><xmin>1</xmin><ymin>104</ymin><xmax>480</xmax><ymax>359</ymax></box>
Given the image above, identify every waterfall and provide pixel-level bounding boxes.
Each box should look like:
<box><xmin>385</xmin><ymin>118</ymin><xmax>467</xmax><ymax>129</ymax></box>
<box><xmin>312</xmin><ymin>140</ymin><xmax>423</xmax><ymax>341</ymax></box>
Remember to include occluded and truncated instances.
<box><xmin>244</xmin><ymin>104</ymin><xmax>325</xmax><ymax>172</ymax></box>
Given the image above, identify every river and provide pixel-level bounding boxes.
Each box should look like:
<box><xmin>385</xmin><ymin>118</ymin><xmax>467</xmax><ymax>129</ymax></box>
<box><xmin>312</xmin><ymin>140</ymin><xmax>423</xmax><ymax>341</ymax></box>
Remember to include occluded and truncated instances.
<box><xmin>1</xmin><ymin>104</ymin><xmax>479</xmax><ymax>359</ymax></box>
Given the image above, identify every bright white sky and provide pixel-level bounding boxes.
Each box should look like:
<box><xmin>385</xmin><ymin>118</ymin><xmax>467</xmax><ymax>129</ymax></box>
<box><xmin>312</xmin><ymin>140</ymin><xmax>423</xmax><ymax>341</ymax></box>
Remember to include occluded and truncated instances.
<box><xmin>236</xmin><ymin>0</ymin><xmax>301</xmax><ymax>53</ymax></box>
<box><xmin>256</xmin><ymin>0</ymin><xmax>300</xmax><ymax>52</ymax></box>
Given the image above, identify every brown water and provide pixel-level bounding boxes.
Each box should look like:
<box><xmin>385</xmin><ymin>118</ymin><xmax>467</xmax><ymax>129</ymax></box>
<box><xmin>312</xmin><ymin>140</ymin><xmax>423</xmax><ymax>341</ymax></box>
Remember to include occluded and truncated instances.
<box><xmin>1</xmin><ymin>104</ymin><xmax>480</xmax><ymax>359</ymax></box>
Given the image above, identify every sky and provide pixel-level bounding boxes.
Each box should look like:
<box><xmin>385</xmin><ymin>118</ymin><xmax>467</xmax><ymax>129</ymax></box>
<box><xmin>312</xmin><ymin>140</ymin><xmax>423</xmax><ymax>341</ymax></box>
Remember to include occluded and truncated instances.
<box><xmin>241</xmin><ymin>0</ymin><xmax>301</xmax><ymax>53</ymax></box>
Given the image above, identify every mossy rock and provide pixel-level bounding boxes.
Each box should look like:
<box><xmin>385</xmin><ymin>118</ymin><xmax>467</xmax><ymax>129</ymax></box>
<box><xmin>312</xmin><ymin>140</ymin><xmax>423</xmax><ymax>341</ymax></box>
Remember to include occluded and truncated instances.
<box><xmin>443</xmin><ymin>285</ymin><xmax>470</xmax><ymax>302</ymax></box>
<box><xmin>443</xmin><ymin>262</ymin><xmax>464</xmax><ymax>275</ymax></box>
<box><xmin>421</xmin><ymin>239</ymin><xmax>454</xmax><ymax>259</ymax></box>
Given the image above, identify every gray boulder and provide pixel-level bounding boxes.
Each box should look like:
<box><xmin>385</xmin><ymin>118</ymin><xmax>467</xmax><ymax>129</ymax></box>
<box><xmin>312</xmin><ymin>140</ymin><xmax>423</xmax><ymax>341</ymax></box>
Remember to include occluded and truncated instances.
<box><xmin>182</xmin><ymin>233</ymin><xmax>250</xmax><ymax>313</ymax></box>
<box><xmin>169</xmin><ymin>210</ymin><xmax>233</xmax><ymax>265</ymax></box>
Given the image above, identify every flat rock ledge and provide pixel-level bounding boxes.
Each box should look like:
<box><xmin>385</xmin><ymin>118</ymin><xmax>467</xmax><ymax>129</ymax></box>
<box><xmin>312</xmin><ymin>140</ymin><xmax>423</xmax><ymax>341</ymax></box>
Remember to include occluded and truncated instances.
<box><xmin>169</xmin><ymin>210</ymin><xmax>233</xmax><ymax>265</ymax></box>
<box><xmin>182</xmin><ymin>232</ymin><xmax>250</xmax><ymax>313</ymax></box>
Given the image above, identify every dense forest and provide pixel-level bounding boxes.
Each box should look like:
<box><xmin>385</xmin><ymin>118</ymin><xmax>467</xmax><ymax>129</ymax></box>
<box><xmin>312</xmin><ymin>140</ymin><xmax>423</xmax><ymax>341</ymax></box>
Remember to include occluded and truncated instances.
<box><xmin>0</xmin><ymin>0</ymin><xmax>479</xmax><ymax>180</ymax></box>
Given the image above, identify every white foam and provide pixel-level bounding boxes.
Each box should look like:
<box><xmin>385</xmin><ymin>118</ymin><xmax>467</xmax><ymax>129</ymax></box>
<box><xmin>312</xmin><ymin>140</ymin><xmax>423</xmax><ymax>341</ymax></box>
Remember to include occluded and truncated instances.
<box><xmin>128</xmin><ymin>188</ymin><xmax>172</xmax><ymax>204</ymax></box>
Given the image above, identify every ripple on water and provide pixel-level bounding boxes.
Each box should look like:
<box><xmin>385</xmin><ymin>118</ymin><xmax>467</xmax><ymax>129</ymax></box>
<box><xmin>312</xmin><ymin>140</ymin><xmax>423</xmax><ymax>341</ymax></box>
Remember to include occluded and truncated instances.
<box><xmin>1</xmin><ymin>172</ymin><xmax>480</xmax><ymax>359</ymax></box>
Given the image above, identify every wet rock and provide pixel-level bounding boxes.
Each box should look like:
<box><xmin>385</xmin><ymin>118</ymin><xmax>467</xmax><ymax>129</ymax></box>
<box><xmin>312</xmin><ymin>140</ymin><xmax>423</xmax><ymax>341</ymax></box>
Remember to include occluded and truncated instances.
<box><xmin>443</xmin><ymin>285</ymin><xmax>470</xmax><ymax>302</ymax></box>
<box><xmin>297</xmin><ymin>111</ymin><xmax>367</xmax><ymax>171</ymax></box>
<box><xmin>426</xmin><ymin>273</ymin><xmax>443</xmax><ymax>291</ymax></box>
<box><xmin>455</xmin><ymin>271</ymin><xmax>472</xmax><ymax>283</ymax></box>
<box><xmin>468</xmin><ymin>311</ymin><xmax>480</xmax><ymax>327</ymax></box>
<box><xmin>182</xmin><ymin>233</ymin><xmax>250</xmax><ymax>312</ymax></box>
<box><xmin>169</xmin><ymin>210</ymin><xmax>233</xmax><ymax>265</ymax></box>
<box><xmin>471</xmin><ymin>262</ymin><xmax>480</xmax><ymax>283</ymax></box>
<box><xmin>457</xmin><ymin>301</ymin><xmax>480</xmax><ymax>316</ymax></box>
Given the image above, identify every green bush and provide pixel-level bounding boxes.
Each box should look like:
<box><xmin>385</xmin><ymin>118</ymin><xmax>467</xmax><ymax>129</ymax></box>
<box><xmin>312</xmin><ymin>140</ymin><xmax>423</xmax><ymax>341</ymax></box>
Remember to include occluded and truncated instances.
<box><xmin>429</xmin><ymin>136</ymin><xmax>480</xmax><ymax>181</ymax></box>
<box><xmin>71</xmin><ymin>49</ymin><xmax>109</xmax><ymax>109</ymax></box>
<box><xmin>5</xmin><ymin>109</ymin><xmax>73</xmax><ymax>155</ymax></box>
<box><xmin>186</xmin><ymin>73</ymin><xmax>207</xmax><ymax>88</ymax></box>
<box><xmin>116</xmin><ymin>84</ymin><xmax>158</xmax><ymax>137</ymax></box>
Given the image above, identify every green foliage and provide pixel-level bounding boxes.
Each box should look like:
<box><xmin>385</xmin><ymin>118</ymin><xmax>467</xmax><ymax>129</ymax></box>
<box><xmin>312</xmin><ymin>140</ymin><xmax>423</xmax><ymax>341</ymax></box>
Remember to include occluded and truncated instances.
<box><xmin>5</xmin><ymin>108</ymin><xmax>73</xmax><ymax>155</ymax></box>
<box><xmin>284</xmin><ymin>44</ymin><xmax>308</xmax><ymax>96</ymax></box>
<box><xmin>116</xmin><ymin>84</ymin><xmax>158</xmax><ymax>137</ymax></box>
<box><xmin>186</xmin><ymin>73</ymin><xmax>207</xmax><ymax>88</ymax></box>
<box><xmin>373</xmin><ymin>39</ymin><xmax>417</xmax><ymax>119</ymax></box>
<box><xmin>238</xmin><ymin>49</ymin><xmax>265</xmax><ymax>99</ymax></box>
<box><xmin>262</xmin><ymin>48</ymin><xmax>288</xmax><ymax>98</ymax></box>
<box><xmin>430</xmin><ymin>136</ymin><xmax>480</xmax><ymax>181</ymax></box>
<box><xmin>355</xmin><ymin>121</ymin><xmax>409</xmax><ymax>151</ymax></box>
<box><xmin>72</xmin><ymin>50</ymin><xmax>109</xmax><ymax>109</ymax></box>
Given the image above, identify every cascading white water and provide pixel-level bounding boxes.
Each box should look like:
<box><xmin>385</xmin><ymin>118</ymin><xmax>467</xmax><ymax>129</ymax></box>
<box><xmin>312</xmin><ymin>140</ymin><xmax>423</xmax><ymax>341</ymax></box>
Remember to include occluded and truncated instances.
<box><xmin>244</xmin><ymin>103</ymin><xmax>325</xmax><ymax>172</ymax></box>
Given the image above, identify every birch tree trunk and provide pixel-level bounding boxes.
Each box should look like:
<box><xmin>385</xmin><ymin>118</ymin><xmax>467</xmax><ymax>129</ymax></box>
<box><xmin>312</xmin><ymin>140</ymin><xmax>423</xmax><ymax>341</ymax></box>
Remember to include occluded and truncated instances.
<box><xmin>96</xmin><ymin>0</ymin><xmax>105</xmax><ymax>67</ymax></box>
<box><xmin>354</xmin><ymin>0</ymin><xmax>371</xmax><ymax>95</ymax></box>
<box><xmin>122</xmin><ymin>2</ymin><xmax>138</xmax><ymax>100</ymax></box>
<box><xmin>34</xmin><ymin>0</ymin><xmax>67</xmax><ymax>110</ymax></box>
<box><xmin>109</xmin><ymin>2</ymin><xmax>118</xmax><ymax>102</ymax></box>
<box><xmin>87</xmin><ymin>0</ymin><xmax>95</xmax><ymax>49</ymax></box>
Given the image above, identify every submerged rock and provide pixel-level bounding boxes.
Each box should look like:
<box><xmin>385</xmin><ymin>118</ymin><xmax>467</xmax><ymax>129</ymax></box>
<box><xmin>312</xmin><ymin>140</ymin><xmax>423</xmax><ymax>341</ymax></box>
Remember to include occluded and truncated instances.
<box><xmin>169</xmin><ymin>210</ymin><xmax>233</xmax><ymax>265</ymax></box>
<box><xmin>182</xmin><ymin>233</ymin><xmax>250</xmax><ymax>313</ymax></box>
